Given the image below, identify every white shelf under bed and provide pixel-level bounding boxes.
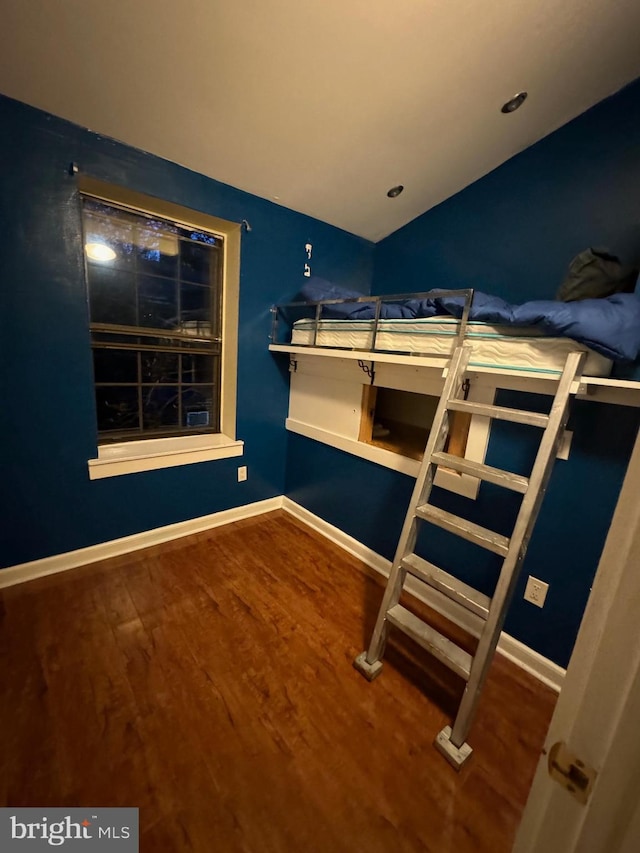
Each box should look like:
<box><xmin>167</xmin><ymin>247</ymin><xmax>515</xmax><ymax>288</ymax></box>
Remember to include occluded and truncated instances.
<box><xmin>269</xmin><ymin>341</ymin><xmax>640</xmax><ymax>407</ymax></box>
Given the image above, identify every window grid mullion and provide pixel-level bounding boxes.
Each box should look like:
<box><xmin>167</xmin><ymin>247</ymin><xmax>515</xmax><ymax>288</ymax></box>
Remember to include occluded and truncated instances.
<box><xmin>137</xmin><ymin>351</ymin><xmax>144</xmax><ymax>434</ymax></box>
<box><xmin>177</xmin><ymin>243</ymin><xmax>183</xmax><ymax>430</ymax></box>
<box><xmin>133</xmin><ymin>224</ymin><xmax>140</xmax><ymax>328</ymax></box>
<box><xmin>214</xmin><ymin>241</ymin><xmax>224</xmax><ymax>342</ymax></box>
<box><xmin>177</xmin><ymin>236</ymin><xmax>182</xmax><ymax>336</ymax></box>
<box><xmin>178</xmin><ymin>354</ymin><xmax>183</xmax><ymax>431</ymax></box>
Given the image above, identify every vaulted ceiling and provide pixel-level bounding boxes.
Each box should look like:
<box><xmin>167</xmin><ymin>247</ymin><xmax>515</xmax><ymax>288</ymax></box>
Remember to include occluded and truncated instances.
<box><xmin>1</xmin><ymin>0</ymin><xmax>639</xmax><ymax>241</ymax></box>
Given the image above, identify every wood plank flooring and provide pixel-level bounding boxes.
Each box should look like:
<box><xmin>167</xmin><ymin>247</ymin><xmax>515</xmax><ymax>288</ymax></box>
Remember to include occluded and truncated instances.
<box><xmin>0</xmin><ymin>510</ymin><xmax>556</xmax><ymax>852</ymax></box>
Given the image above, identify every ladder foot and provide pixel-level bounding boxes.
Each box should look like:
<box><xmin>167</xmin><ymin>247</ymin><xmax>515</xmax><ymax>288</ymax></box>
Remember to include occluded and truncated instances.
<box><xmin>434</xmin><ymin>726</ymin><xmax>473</xmax><ymax>770</ymax></box>
<box><xmin>353</xmin><ymin>652</ymin><xmax>383</xmax><ymax>681</ymax></box>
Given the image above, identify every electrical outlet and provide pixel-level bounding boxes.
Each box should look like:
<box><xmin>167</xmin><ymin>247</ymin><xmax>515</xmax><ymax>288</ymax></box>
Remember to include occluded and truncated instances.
<box><xmin>524</xmin><ymin>575</ymin><xmax>549</xmax><ymax>608</ymax></box>
<box><xmin>237</xmin><ymin>466</ymin><xmax>247</xmax><ymax>482</ymax></box>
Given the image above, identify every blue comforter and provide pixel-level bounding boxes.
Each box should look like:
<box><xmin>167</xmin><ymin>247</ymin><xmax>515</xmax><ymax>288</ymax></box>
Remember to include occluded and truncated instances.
<box><xmin>299</xmin><ymin>279</ymin><xmax>640</xmax><ymax>362</ymax></box>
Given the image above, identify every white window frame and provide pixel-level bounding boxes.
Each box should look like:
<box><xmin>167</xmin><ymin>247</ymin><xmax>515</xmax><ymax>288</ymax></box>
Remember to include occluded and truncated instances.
<box><xmin>78</xmin><ymin>177</ymin><xmax>243</xmax><ymax>479</ymax></box>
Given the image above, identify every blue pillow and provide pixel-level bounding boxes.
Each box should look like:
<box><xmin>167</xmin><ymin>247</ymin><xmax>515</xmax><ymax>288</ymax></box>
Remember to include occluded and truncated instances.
<box><xmin>296</xmin><ymin>277</ymin><xmax>371</xmax><ymax>318</ymax></box>
<box><xmin>298</xmin><ymin>277</ymin><xmax>365</xmax><ymax>302</ymax></box>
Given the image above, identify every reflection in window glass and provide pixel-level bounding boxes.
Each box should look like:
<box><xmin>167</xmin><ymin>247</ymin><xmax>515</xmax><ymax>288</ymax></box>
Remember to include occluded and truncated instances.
<box><xmin>183</xmin><ymin>386</ymin><xmax>215</xmax><ymax>429</ymax></box>
<box><xmin>83</xmin><ymin>209</ymin><xmax>135</xmax><ymax>271</ymax></box>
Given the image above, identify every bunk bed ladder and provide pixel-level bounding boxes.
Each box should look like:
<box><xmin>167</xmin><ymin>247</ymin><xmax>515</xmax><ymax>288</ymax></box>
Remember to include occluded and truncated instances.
<box><xmin>353</xmin><ymin>345</ymin><xmax>585</xmax><ymax>769</ymax></box>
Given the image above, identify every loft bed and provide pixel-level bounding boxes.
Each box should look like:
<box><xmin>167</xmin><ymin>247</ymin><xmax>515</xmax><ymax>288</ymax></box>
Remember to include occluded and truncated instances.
<box><xmin>269</xmin><ymin>283</ymin><xmax>640</xmax><ymax>405</ymax></box>
<box><xmin>271</xmin><ymin>283</ymin><xmax>640</xmax><ymax>488</ymax></box>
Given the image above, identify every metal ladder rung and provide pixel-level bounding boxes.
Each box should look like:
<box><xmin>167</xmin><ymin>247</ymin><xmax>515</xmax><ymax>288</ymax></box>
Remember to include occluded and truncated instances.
<box><xmin>401</xmin><ymin>553</ymin><xmax>491</xmax><ymax>620</ymax></box>
<box><xmin>415</xmin><ymin>504</ymin><xmax>510</xmax><ymax>556</ymax></box>
<box><xmin>447</xmin><ymin>399</ymin><xmax>550</xmax><ymax>428</ymax></box>
<box><xmin>386</xmin><ymin>604</ymin><xmax>472</xmax><ymax>681</ymax></box>
<box><xmin>431</xmin><ymin>451</ymin><xmax>529</xmax><ymax>494</ymax></box>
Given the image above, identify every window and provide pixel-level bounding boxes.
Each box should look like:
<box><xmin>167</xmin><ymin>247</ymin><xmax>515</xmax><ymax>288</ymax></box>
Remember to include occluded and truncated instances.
<box><xmin>79</xmin><ymin>177</ymin><xmax>241</xmax><ymax>479</ymax></box>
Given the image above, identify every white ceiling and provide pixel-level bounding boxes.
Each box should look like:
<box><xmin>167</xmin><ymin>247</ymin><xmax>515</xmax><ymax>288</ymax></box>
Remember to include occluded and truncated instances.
<box><xmin>1</xmin><ymin>0</ymin><xmax>639</xmax><ymax>242</ymax></box>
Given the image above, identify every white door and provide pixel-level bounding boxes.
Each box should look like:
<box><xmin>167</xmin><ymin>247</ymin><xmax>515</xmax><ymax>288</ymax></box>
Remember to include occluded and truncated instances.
<box><xmin>514</xmin><ymin>425</ymin><xmax>640</xmax><ymax>853</ymax></box>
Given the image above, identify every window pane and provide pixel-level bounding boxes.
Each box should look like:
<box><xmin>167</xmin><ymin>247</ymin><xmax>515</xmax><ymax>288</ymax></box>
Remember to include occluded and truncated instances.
<box><xmin>142</xmin><ymin>386</ymin><xmax>180</xmax><ymax>430</ymax></box>
<box><xmin>95</xmin><ymin>387</ymin><xmax>139</xmax><ymax>433</ymax></box>
<box><xmin>136</xmin><ymin>222</ymin><xmax>179</xmax><ymax>278</ymax></box>
<box><xmin>93</xmin><ymin>349</ymin><xmax>138</xmax><ymax>384</ymax></box>
<box><xmin>181</xmin><ymin>354</ymin><xmax>214</xmax><ymax>384</ymax></box>
<box><xmin>88</xmin><ymin>266</ymin><xmax>136</xmax><ymax>325</ymax></box>
<box><xmin>180</xmin><ymin>283</ymin><xmax>213</xmax><ymax>336</ymax></box>
<box><xmin>83</xmin><ymin>207</ymin><xmax>136</xmax><ymax>272</ymax></box>
<box><xmin>180</xmin><ymin>241</ymin><xmax>212</xmax><ymax>285</ymax></box>
<box><xmin>183</xmin><ymin>386</ymin><xmax>216</xmax><ymax>430</ymax></box>
<box><xmin>141</xmin><ymin>351</ymin><xmax>179</xmax><ymax>383</ymax></box>
<box><xmin>138</xmin><ymin>275</ymin><xmax>177</xmax><ymax>330</ymax></box>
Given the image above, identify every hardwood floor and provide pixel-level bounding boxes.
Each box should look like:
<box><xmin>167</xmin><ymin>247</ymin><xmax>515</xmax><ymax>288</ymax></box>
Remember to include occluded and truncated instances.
<box><xmin>0</xmin><ymin>510</ymin><xmax>556</xmax><ymax>852</ymax></box>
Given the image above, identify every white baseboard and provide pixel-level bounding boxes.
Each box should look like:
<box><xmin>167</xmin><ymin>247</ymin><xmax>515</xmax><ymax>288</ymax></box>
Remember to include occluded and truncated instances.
<box><xmin>0</xmin><ymin>497</ymin><xmax>284</xmax><ymax>590</ymax></box>
<box><xmin>0</xmin><ymin>493</ymin><xmax>565</xmax><ymax>692</ymax></box>
<box><xmin>282</xmin><ymin>497</ymin><xmax>565</xmax><ymax>692</ymax></box>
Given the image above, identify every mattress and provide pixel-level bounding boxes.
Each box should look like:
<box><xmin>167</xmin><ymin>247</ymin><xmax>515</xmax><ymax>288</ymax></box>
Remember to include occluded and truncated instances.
<box><xmin>291</xmin><ymin>316</ymin><xmax>613</xmax><ymax>377</ymax></box>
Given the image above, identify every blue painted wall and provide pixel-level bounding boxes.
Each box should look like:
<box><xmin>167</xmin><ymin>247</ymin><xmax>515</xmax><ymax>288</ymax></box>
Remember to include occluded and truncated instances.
<box><xmin>286</xmin><ymin>79</ymin><xmax>640</xmax><ymax>668</ymax></box>
<box><xmin>373</xmin><ymin>79</ymin><xmax>640</xmax><ymax>301</ymax></box>
<box><xmin>0</xmin><ymin>94</ymin><xmax>374</xmax><ymax>569</ymax></box>
<box><xmin>286</xmin><ymin>399</ymin><xmax>639</xmax><ymax>668</ymax></box>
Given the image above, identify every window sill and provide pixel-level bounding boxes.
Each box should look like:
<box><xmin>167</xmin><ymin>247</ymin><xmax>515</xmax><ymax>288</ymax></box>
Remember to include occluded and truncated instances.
<box><xmin>87</xmin><ymin>433</ymin><xmax>243</xmax><ymax>480</ymax></box>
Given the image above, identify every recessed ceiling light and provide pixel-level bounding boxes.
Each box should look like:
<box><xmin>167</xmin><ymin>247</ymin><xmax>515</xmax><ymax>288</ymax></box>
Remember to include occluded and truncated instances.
<box><xmin>501</xmin><ymin>92</ymin><xmax>528</xmax><ymax>114</ymax></box>
<box><xmin>387</xmin><ymin>185</ymin><xmax>404</xmax><ymax>198</ymax></box>
<box><xmin>85</xmin><ymin>242</ymin><xmax>116</xmax><ymax>262</ymax></box>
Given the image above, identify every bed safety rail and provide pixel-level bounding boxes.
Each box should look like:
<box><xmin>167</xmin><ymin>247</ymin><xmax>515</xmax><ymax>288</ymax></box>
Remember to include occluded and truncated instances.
<box><xmin>269</xmin><ymin>288</ymin><xmax>474</xmax><ymax>358</ymax></box>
